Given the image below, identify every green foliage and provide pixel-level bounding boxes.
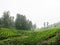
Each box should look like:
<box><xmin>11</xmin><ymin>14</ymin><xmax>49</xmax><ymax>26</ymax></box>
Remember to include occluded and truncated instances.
<box><xmin>50</xmin><ymin>30</ymin><xmax>60</xmax><ymax>45</ymax></box>
<box><xmin>0</xmin><ymin>28</ymin><xmax>59</xmax><ymax>45</ymax></box>
<box><xmin>0</xmin><ymin>28</ymin><xmax>22</xmax><ymax>40</ymax></box>
<box><xmin>15</xmin><ymin>13</ymin><xmax>34</xmax><ymax>30</ymax></box>
<box><xmin>0</xmin><ymin>11</ymin><xmax>36</xmax><ymax>30</ymax></box>
<box><xmin>0</xmin><ymin>11</ymin><xmax>15</xmax><ymax>28</ymax></box>
<box><xmin>2</xmin><ymin>11</ymin><xmax>10</xmax><ymax>28</ymax></box>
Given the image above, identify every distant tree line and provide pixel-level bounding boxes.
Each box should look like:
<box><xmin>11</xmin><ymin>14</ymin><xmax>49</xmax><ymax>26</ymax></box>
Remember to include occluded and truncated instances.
<box><xmin>0</xmin><ymin>11</ymin><xmax>36</xmax><ymax>30</ymax></box>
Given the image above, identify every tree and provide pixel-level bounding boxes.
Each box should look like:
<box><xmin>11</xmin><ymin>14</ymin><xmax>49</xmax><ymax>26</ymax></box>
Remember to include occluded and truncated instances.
<box><xmin>0</xmin><ymin>18</ymin><xmax>3</xmax><ymax>29</ymax></box>
<box><xmin>0</xmin><ymin>11</ymin><xmax>36</xmax><ymax>30</ymax></box>
<box><xmin>20</xmin><ymin>15</ymin><xmax>27</xmax><ymax>30</ymax></box>
<box><xmin>15</xmin><ymin>13</ymin><xmax>34</xmax><ymax>30</ymax></box>
<box><xmin>9</xmin><ymin>16</ymin><xmax>15</xmax><ymax>28</ymax></box>
<box><xmin>15</xmin><ymin>14</ymin><xmax>21</xmax><ymax>29</ymax></box>
<box><xmin>32</xmin><ymin>24</ymin><xmax>36</xmax><ymax>30</ymax></box>
<box><xmin>44</xmin><ymin>22</ymin><xmax>45</xmax><ymax>28</ymax></box>
<box><xmin>2</xmin><ymin>11</ymin><xmax>10</xmax><ymax>28</ymax></box>
<box><xmin>26</xmin><ymin>20</ymin><xmax>33</xmax><ymax>30</ymax></box>
<box><xmin>1</xmin><ymin>11</ymin><xmax>14</xmax><ymax>28</ymax></box>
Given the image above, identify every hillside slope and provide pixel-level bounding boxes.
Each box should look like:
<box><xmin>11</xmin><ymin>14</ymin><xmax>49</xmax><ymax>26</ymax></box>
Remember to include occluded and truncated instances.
<box><xmin>0</xmin><ymin>27</ymin><xmax>60</xmax><ymax>45</ymax></box>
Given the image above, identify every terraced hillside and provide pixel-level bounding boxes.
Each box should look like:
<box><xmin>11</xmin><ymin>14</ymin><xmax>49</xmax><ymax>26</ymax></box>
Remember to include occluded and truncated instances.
<box><xmin>0</xmin><ymin>27</ymin><xmax>60</xmax><ymax>45</ymax></box>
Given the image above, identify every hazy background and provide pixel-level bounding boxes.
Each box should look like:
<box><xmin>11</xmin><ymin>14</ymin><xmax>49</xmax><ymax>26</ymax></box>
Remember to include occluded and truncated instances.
<box><xmin>0</xmin><ymin>0</ymin><xmax>60</xmax><ymax>28</ymax></box>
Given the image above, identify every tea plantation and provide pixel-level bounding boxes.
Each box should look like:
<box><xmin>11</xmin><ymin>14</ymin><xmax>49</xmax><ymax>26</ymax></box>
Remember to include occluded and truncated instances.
<box><xmin>0</xmin><ymin>27</ymin><xmax>60</xmax><ymax>45</ymax></box>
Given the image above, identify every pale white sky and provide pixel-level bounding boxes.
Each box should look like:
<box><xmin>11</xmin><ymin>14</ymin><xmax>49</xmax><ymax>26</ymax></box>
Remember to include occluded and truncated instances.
<box><xmin>0</xmin><ymin>0</ymin><xmax>60</xmax><ymax>28</ymax></box>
